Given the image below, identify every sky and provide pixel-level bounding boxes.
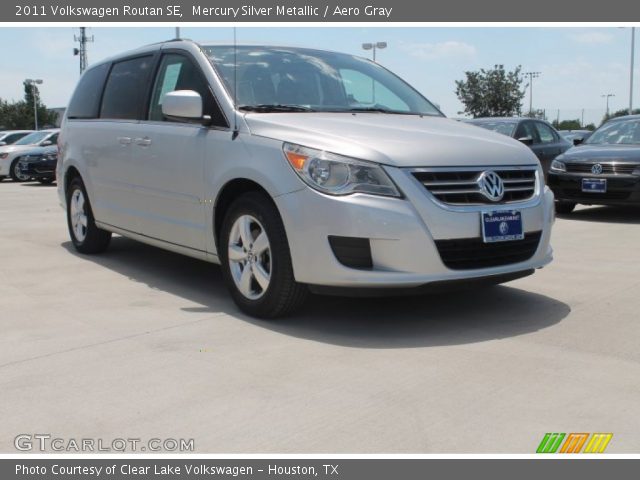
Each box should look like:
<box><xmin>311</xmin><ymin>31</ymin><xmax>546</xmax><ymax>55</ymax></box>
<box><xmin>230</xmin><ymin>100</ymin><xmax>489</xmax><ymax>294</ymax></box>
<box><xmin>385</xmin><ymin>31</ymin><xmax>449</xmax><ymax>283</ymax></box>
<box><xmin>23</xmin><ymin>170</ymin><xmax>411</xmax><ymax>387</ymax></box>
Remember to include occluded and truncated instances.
<box><xmin>0</xmin><ymin>26</ymin><xmax>636</xmax><ymax>125</ymax></box>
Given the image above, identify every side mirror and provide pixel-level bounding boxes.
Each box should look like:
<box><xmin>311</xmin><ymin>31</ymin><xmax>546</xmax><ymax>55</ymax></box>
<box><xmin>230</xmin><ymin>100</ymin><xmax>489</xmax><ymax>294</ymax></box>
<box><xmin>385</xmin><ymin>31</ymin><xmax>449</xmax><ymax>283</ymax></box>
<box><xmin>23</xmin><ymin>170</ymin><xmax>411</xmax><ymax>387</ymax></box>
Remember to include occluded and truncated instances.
<box><xmin>573</xmin><ymin>138</ymin><xmax>584</xmax><ymax>146</ymax></box>
<box><xmin>162</xmin><ymin>90</ymin><xmax>203</xmax><ymax>121</ymax></box>
<box><xmin>517</xmin><ymin>136</ymin><xmax>533</xmax><ymax>146</ymax></box>
<box><xmin>41</xmin><ymin>140</ymin><xmax>52</xmax><ymax>146</ymax></box>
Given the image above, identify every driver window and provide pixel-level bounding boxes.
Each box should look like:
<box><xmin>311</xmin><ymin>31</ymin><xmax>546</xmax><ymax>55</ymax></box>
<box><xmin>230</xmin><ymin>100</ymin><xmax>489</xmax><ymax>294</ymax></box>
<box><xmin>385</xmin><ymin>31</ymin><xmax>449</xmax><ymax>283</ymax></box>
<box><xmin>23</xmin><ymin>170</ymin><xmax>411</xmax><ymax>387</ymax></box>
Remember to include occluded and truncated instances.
<box><xmin>149</xmin><ymin>53</ymin><xmax>227</xmax><ymax>127</ymax></box>
<box><xmin>339</xmin><ymin>68</ymin><xmax>409</xmax><ymax>111</ymax></box>
<box><xmin>515</xmin><ymin>121</ymin><xmax>538</xmax><ymax>143</ymax></box>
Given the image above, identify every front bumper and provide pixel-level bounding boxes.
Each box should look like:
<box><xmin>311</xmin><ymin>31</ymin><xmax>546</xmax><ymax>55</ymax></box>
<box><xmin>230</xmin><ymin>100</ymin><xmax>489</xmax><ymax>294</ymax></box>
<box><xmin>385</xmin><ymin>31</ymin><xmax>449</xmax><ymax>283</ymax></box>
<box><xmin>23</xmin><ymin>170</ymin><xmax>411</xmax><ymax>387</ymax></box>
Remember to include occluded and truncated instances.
<box><xmin>19</xmin><ymin>159</ymin><xmax>57</xmax><ymax>179</ymax></box>
<box><xmin>548</xmin><ymin>171</ymin><xmax>640</xmax><ymax>205</ymax></box>
<box><xmin>276</xmin><ymin>166</ymin><xmax>554</xmax><ymax>288</ymax></box>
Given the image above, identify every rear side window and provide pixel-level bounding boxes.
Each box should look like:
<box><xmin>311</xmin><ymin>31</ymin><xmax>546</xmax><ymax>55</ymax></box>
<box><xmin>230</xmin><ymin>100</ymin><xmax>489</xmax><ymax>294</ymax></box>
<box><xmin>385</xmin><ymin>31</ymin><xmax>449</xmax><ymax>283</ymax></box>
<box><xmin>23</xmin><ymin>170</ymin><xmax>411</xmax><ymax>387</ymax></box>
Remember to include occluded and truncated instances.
<box><xmin>67</xmin><ymin>63</ymin><xmax>109</xmax><ymax>119</ymax></box>
<box><xmin>100</xmin><ymin>56</ymin><xmax>154</xmax><ymax>120</ymax></box>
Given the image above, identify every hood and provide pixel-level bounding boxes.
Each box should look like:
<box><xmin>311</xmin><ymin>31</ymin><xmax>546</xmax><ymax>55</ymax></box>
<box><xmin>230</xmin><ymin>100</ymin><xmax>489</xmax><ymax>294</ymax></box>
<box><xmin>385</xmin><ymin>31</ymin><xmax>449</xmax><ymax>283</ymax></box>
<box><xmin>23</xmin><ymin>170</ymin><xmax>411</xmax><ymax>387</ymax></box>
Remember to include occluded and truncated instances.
<box><xmin>244</xmin><ymin>113</ymin><xmax>538</xmax><ymax>168</ymax></box>
<box><xmin>559</xmin><ymin>144</ymin><xmax>640</xmax><ymax>162</ymax></box>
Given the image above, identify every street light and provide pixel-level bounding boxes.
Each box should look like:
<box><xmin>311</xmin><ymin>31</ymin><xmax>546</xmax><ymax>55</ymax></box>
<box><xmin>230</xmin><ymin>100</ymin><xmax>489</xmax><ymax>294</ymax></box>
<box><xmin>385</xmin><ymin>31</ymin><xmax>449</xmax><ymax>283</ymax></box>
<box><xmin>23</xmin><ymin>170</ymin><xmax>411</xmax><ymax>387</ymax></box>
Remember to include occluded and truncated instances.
<box><xmin>362</xmin><ymin>41</ymin><xmax>387</xmax><ymax>62</ymax></box>
<box><xmin>630</xmin><ymin>27</ymin><xmax>635</xmax><ymax>115</ymax></box>
<box><xmin>25</xmin><ymin>78</ymin><xmax>43</xmax><ymax>131</ymax></box>
<box><xmin>602</xmin><ymin>93</ymin><xmax>615</xmax><ymax>117</ymax></box>
<box><xmin>523</xmin><ymin>71</ymin><xmax>541</xmax><ymax>116</ymax></box>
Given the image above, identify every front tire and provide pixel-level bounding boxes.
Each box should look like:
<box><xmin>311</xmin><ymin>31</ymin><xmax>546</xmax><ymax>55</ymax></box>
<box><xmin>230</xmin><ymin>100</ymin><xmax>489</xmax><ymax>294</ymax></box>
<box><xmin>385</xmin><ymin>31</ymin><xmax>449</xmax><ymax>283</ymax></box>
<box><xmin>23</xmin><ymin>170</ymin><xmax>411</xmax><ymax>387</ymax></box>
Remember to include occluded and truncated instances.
<box><xmin>10</xmin><ymin>159</ymin><xmax>30</xmax><ymax>182</ymax></box>
<box><xmin>555</xmin><ymin>201</ymin><xmax>576</xmax><ymax>214</ymax></box>
<box><xmin>220</xmin><ymin>192</ymin><xmax>308</xmax><ymax>318</ymax></box>
<box><xmin>66</xmin><ymin>177</ymin><xmax>111</xmax><ymax>254</ymax></box>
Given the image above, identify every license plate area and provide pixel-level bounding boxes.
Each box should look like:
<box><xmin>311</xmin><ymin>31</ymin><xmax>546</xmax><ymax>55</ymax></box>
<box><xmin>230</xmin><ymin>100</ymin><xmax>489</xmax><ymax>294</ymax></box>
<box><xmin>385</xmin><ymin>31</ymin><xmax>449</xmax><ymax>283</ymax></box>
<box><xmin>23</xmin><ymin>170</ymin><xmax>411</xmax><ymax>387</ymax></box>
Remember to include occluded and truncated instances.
<box><xmin>482</xmin><ymin>210</ymin><xmax>524</xmax><ymax>243</ymax></box>
<box><xmin>582</xmin><ymin>178</ymin><xmax>607</xmax><ymax>193</ymax></box>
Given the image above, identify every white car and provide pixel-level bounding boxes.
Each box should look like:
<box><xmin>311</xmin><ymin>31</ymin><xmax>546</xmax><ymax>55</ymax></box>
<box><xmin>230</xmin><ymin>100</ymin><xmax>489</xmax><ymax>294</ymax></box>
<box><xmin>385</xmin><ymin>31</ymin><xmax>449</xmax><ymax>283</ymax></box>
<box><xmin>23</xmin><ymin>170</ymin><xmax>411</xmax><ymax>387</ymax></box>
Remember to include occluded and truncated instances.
<box><xmin>0</xmin><ymin>130</ymin><xmax>33</xmax><ymax>146</ymax></box>
<box><xmin>0</xmin><ymin>129</ymin><xmax>59</xmax><ymax>182</ymax></box>
<box><xmin>58</xmin><ymin>41</ymin><xmax>554</xmax><ymax>318</ymax></box>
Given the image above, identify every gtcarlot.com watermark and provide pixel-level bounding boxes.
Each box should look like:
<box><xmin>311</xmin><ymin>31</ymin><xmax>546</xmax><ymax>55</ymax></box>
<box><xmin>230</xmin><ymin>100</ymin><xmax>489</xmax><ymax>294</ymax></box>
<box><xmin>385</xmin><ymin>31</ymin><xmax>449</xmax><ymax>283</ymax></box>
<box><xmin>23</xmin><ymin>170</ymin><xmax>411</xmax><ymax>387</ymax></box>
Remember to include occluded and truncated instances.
<box><xmin>15</xmin><ymin>434</ymin><xmax>195</xmax><ymax>452</ymax></box>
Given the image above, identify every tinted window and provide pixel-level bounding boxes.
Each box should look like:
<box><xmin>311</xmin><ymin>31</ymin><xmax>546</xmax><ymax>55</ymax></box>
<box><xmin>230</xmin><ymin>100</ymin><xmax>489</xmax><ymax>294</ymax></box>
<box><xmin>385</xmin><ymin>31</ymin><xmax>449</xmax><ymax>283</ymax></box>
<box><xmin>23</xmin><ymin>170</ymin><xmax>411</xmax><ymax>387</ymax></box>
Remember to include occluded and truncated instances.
<box><xmin>515</xmin><ymin>121</ymin><xmax>538</xmax><ymax>142</ymax></box>
<box><xmin>67</xmin><ymin>63</ymin><xmax>110</xmax><ymax>119</ymax></box>
<box><xmin>535</xmin><ymin>122</ymin><xmax>557</xmax><ymax>144</ymax></box>
<box><xmin>2</xmin><ymin>132</ymin><xmax>29</xmax><ymax>144</ymax></box>
<box><xmin>473</xmin><ymin>121</ymin><xmax>516</xmax><ymax>136</ymax></box>
<box><xmin>149</xmin><ymin>53</ymin><xmax>227</xmax><ymax>127</ymax></box>
<box><xmin>101</xmin><ymin>56</ymin><xmax>154</xmax><ymax>120</ymax></box>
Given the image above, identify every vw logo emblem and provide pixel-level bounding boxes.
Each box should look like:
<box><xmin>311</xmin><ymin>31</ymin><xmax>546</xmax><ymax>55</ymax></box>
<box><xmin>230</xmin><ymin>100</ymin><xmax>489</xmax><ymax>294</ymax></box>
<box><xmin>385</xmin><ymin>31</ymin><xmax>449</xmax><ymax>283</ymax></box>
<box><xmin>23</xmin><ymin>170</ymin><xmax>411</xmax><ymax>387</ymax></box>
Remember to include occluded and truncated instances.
<box><xmin>591</xmin><ymin>163</ymin><xmax>603</xmax><ymax>175</ymax></box>
<box><xmin>477</xmin><ymin>171</ymin><xmax>505</xmax><ymax>202</ymax></box>
<box><xmin>499</xmin><ymin>221</ymin><xmax>509</xmax><ymax>235</ymax></box>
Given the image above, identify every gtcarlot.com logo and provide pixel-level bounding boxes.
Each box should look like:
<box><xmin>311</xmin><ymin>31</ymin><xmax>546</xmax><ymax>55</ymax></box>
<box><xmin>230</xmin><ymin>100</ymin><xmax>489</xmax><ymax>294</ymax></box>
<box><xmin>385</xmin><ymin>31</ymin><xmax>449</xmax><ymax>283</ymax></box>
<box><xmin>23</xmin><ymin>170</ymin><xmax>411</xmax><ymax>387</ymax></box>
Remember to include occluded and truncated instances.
<box><xmin>536</xmin><ymin>433</ymin><xmax>613</xmax><ymax>453</ymax></box>
<box><xmin>14</xmin><ymin>434</ymin><xmax>195</xmax><ymax>452</ymax></box>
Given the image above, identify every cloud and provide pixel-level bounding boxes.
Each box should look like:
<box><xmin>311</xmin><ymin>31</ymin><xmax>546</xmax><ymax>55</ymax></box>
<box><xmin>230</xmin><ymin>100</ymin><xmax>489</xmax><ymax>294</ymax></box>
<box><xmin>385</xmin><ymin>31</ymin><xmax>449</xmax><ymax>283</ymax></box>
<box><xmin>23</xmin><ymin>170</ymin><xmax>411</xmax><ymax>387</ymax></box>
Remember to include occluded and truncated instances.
<box><xmin>400</xmin><ymin>41</ymin><xmax>476</xmax><ymax>61</ymax></box>
<box><xmin>567</xmin><ymin>32</ymin><xmax>613</xmax><ymax>45</ymax></box>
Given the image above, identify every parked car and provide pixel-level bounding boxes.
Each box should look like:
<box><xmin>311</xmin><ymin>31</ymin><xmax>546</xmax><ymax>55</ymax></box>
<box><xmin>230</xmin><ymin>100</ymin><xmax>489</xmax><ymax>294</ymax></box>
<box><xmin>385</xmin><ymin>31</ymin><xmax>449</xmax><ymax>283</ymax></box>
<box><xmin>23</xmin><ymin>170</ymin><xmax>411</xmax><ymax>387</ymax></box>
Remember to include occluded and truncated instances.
<box><xmin>0</xmin><ymin>129</ymin><xmax>59</xmax><ymax>182</ymax></box>
<box><xmin>559</xmin><ymin>129</ymin><xmax>593</xmax><ymax>145</ymax></box>
<box><xmin>18</xmin><ymin>145</ymin><xmax>58</xmax><ymax>184</ymax></box>
<box><xmin>548</xmin><ymin>115</ymin><xmax>640</xmax><ymax>213</ymax></box>
<box><xmin>0</xmin><ymin>130</ymin><xmax>33</xmax><ymax>146</ymax></box>
<box><xmin>465</xmin><ymin>118</ymin><xmax>571</xmax><ymax>177</ymax></box>
<box><xmin>58</xmin><ymin>41</ymin><xmax>554</xmax><ymax>318</ymax></box>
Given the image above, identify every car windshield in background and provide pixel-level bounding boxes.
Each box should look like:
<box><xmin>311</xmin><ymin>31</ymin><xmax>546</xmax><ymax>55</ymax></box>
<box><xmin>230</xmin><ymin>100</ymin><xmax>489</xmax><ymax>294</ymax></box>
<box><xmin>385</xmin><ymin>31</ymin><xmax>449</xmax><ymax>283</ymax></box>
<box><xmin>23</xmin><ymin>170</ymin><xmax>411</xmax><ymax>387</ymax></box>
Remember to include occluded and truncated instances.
<box><xmin>473</xmin><ymin>121</ymin><xmax>516</xmax><ymax>136</ymax></box>
<box><xmin>203</xmin><ymin>45</ymin><xmax>442</xmax><ymax>116</ymax></box>
<box><xmin>586</xmin><ymin>119</ymin><xmax>640</xmax><ymax>145</ymax></box>
<box><xmin>14</xmin><ymin>131</ymin><xmax>49</xmax><ymax>145</ymax></box>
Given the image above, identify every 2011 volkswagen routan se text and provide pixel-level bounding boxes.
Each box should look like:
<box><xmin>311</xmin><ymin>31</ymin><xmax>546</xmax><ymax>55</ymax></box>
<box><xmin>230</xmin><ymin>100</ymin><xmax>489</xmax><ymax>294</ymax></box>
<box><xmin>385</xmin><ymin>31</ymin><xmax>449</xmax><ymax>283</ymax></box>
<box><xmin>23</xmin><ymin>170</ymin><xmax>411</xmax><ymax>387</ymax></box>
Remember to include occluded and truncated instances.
<box><xmin>58</xmin><ymin>40</ymin><xmax>555</xmax><ymax>318</ymax></box>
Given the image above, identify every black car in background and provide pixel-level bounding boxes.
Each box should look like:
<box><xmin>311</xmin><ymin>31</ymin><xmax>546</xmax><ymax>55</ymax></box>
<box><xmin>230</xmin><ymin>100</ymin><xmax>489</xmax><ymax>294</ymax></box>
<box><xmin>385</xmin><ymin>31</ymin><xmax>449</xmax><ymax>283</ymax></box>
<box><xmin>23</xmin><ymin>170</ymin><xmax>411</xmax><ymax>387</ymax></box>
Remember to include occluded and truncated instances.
<box><xmin>559</xmin><ymin>129</ymin><xmax>593</xmax><ymax>145</ymax></box>
<box><xmin>548</xmin><ymin>115</ymin><xmax>640</xmax><ymax>213</ymax></box>
<box><xmin>18</xmin><ymin>145</ymin><xmax>57</xmax><ymax>184</ymax></box>
<box><xmin>465</xmin><ymin>118</ymin><xmax>572</xmax><ymax>177</ymax></box>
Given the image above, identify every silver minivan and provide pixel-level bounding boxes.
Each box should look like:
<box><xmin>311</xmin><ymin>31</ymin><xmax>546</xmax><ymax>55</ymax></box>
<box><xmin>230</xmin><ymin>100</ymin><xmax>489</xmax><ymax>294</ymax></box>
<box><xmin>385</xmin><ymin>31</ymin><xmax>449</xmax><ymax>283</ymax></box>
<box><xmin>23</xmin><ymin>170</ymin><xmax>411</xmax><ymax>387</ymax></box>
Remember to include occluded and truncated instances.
<box><xmin>58</xmin><ymin>40</ymin><xmax>554</xmax><ymax>318</ymax></box>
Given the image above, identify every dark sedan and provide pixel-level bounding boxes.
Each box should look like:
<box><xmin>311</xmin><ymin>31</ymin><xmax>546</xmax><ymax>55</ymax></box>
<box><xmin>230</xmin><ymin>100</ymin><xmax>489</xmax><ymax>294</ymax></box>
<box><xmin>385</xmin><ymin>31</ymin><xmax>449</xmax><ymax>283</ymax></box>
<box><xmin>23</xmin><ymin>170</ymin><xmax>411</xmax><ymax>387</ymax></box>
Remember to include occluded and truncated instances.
<box><xmin>465</xmin><ymin>118</ymin><xmax>572</xmax><ymax>177</ymax></box>
<box><xmin>548</xmin><ymin>115</ymin><xmax>640</xmax><ymax>213</ymax></box>
<box><xmin>18</xmin><ymin>146</ymin><xmax>57</xmax><ymax>184</ymax></box>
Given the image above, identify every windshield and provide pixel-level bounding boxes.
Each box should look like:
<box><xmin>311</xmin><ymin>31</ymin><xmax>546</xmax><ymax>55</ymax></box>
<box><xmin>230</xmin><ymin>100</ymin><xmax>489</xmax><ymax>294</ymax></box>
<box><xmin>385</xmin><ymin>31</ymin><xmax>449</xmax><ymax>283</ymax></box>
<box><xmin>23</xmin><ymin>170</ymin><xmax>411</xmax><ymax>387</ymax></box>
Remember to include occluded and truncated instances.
<box><xmin>203</xmin><ymin>46</ymin><xmax>441</xmax><ymax>116</ymax></box>
<box><xmin>15</xmin><ymin>131</ymin><xmax>50</xmax><ymax>146</ymax></box>
<box><xmin>473</xmin><ymin>121</ymin><xmax>516</xmax><ymax>137</ymax></box>
<box><xmin>586</xmin><ymin>119</ymin><xmax>640</xmax><ymax>145</ymax></box>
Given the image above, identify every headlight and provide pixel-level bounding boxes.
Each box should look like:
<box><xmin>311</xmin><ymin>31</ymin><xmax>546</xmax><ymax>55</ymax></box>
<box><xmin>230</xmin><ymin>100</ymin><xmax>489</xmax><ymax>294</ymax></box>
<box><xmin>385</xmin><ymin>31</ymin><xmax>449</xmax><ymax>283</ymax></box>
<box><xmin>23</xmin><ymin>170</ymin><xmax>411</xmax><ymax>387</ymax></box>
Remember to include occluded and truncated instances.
<box><xmin>550</xmin><ymin>159</ymin><xmax>566</xmax><ymax>172</ymax></box>
<box><xmin>283</xmin><ymin>143</ymin><xmax>400</xmax><ymax>197</ymax></box>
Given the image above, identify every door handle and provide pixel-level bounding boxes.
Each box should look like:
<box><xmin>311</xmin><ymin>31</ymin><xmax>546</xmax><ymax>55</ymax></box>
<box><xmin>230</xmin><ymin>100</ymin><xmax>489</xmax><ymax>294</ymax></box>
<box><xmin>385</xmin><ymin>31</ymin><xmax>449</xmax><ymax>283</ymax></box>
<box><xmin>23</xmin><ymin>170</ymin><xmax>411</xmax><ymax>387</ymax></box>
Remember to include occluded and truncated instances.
<box><xmin>134</xmin><ymin>137</ymin><xmax>152</xmax><ymax>147</ymax></box>
<box><xmin>118</xmin><ymin>136</ymin><xmax>132</xmax><ymax>146</ymax></box>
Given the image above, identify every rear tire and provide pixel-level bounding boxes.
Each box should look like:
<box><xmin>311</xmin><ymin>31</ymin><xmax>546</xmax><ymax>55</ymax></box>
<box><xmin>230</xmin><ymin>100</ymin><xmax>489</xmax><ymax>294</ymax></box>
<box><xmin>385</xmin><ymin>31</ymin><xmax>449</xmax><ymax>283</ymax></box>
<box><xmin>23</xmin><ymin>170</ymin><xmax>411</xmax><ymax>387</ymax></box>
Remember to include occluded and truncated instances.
<box><xmin>66</xmin><ymin>176</ymin><xmax>111</xmax><ymax>254</ymax></box>
<box><xmin>220</xmin><ymin>191</ymin><xmax>308</xmax><ymax>318</ymax></box>
<box><xmin>555</xmin><ymin>201</ymin><xmax>576</xmax><ymax>214</ymax></box>
<box><xmin>10</xmin><ymin>159</ymin><xmax>30</xmax><ymax>182</ymax></box>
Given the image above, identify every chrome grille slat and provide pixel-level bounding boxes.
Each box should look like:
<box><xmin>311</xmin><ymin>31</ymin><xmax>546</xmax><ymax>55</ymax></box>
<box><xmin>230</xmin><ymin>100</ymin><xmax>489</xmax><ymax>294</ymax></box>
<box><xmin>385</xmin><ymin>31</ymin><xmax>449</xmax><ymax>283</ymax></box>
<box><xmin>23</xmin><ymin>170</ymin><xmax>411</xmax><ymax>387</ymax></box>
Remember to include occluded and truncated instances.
<box><xmin>565</xmin><ymin>162</ymin><xmax>639</xmax><ymax>175</ymax></box>
<box><xmin>411</xmin><ymin>166</ymin><xmax>538</xmax><ymax>206</ymax></box>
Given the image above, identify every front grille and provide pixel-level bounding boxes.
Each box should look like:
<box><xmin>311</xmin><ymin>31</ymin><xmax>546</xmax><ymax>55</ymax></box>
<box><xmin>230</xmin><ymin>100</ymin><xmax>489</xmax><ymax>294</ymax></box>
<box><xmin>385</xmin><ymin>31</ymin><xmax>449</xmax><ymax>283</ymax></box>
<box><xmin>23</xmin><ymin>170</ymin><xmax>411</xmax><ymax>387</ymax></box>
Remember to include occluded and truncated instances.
<box><xmin>562</xmin><ymin>189</ymin><xmax>631</xmax><ymax>200</ymax></box>
<box><xmin>412</xmin><ymin>167</ymin><xmax>537</xmax><ymax>205</ymax></box>
<box><xmin>565</xmin><ymin>162</ymin><xmax>639</xmax><ymax>175</ymax></box>
<box><xmin>434</xmin><ymin>231</ymin><xmax>542</xmax><ymax>270</ymax></box>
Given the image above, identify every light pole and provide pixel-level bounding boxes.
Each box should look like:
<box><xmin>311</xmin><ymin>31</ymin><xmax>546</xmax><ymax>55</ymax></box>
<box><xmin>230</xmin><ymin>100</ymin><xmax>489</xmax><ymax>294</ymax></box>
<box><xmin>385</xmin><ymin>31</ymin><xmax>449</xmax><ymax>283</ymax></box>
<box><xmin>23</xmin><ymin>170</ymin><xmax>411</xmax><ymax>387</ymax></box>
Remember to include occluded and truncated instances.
<box><xmin>630</xmin><ymin>27</ymin><xmax>635</xmax><ymax>115</ymax></box>
<box><xmin>362</xmin><ymin>41</ymin><xmax>387</xmax><ymax>63</ymax></box>
<box><xmin>25</xmin><ymin>79</ymin><xmax>43</xmax><ymax>130</ymax></box>
<box><xmin>602</xmin><ymin>93</ymin><xmax>615</xmax><ymax>117</ymax></box>
<box><xmin>523</xmin><ymin>71</ymin><xmax>541</xmax><ymax>116</ymax></box>
<box><xmin>362</xmin><ymin>42</ymin><xmax>387</xmax><ymax>104</ymax></box>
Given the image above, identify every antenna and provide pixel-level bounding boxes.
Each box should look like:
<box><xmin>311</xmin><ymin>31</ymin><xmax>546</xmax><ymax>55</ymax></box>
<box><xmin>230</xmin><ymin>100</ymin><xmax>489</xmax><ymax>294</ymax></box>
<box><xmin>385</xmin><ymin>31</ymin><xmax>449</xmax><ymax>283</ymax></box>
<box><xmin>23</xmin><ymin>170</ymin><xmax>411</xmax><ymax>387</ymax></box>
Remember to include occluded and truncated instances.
<box><xmin>232</xmin><ymin>27</ymin><xmax>239</xmax><ymax>140</ymax></box>
<box><xmin>73</xmin><ymin>27</ymin><xmax>94</xmax><ymax>75</ymax></box>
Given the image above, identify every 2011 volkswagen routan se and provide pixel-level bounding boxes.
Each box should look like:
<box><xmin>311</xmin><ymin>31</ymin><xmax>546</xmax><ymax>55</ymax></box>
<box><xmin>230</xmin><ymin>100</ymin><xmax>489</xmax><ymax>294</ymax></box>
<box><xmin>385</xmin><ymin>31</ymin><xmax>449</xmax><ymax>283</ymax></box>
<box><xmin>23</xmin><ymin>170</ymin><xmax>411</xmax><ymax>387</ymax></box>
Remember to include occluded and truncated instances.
<box><xmin>58</xmin><ymin>40</ymin><xmax>555</xmax><ymax>318</ymax></box>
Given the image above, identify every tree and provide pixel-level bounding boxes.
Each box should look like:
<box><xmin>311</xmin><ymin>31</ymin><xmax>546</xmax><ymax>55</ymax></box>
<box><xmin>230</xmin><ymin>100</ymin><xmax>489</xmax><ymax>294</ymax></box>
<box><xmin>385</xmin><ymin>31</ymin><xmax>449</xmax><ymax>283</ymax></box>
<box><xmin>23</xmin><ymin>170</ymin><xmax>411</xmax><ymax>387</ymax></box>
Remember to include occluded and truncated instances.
<box><xmin>455</xmin><ymin>65</ymin><xmax>525</xmax><ymax>118</ymax></box>
<box><xmin>0</xmin><ymin>83</ymin><xmax>57</xmax><ymax>130</ymax></box>
<box><xmin>601</xmin><ymin>108</ymin><xmax>640</xmax><ymax>125</ymax></box>
<box><xmin>552</xmin><ymin>119</ymin><xmax>582</xmax><ymax>130</ymax></box>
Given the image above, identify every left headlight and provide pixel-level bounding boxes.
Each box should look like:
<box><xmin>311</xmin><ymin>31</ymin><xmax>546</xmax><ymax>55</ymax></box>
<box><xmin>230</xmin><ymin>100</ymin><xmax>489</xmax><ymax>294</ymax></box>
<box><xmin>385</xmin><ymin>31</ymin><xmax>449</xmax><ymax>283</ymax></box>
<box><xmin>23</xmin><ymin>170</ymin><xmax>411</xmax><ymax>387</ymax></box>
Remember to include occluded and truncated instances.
<box><xmin>283</xmin><ymin>143</ymin><xmax>401</xmax><ymax>197</ymax></box>
<box><xmin>550</xmin><ymin>159</ymin><xmax>566</xmax><ymax>172</ymax></box>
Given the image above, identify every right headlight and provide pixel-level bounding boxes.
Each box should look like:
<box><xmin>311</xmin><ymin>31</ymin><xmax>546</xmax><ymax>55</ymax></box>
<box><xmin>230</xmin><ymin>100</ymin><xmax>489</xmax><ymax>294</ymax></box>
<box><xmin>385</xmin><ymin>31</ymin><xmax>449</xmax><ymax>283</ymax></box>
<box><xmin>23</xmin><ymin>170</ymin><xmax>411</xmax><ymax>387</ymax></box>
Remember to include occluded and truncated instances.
<box><xmin>283</xmin><ymin>142</ymin><xmax>401</xmax><ymax>197</ymax></box>
<box><xmin>550</xmin><ymin>159</ymin><xmax>566</xmax><ymax>172</ymax></box>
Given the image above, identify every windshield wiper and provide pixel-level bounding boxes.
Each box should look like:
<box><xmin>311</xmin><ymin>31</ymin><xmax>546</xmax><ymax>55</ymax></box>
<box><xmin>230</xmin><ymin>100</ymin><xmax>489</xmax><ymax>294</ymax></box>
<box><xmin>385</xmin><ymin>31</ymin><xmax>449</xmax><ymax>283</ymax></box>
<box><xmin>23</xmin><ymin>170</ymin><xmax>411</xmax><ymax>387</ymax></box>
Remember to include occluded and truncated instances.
<box><xmin>238</xmin><ymin>104</ymin><xmax>314</xmax><ymax>113</ymax></box>
<box><xmin>346</xmin><ymin>107</ymin><xmax>422</xmax><ymax>115</ymax></box>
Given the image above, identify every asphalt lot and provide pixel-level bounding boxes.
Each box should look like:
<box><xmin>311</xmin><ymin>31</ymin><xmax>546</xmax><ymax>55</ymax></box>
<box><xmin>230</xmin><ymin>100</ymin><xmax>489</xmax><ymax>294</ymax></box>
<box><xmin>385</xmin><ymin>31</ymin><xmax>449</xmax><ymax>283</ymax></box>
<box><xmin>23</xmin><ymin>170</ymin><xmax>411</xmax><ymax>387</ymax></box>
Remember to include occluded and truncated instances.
<box><xmin>1</xmin><ymin>180</ymin><xmax>639</xmax><ymax>453</ymax></box>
